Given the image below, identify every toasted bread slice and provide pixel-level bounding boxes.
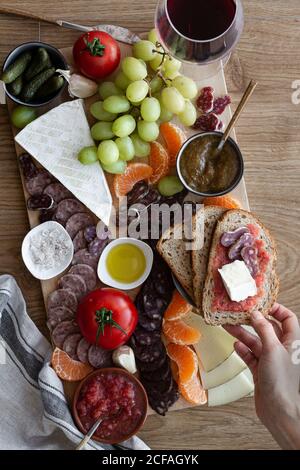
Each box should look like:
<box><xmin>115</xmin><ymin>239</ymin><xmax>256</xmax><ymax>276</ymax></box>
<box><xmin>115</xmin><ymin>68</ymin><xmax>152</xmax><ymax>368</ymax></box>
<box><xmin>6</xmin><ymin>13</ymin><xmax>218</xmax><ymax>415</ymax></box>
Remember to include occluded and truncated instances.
<box><xmin>202</xmin><ymin>209</ymin><xmax>279</xmax><ymax>325</ymax></box>
<box><xmin>157</xmin><ymin>223</ymin><xmax>195</xmax><ymax>301</ymax></box>
<box><xmin>192</xmin><ymin>206</ymin><xmax>227</xmax><ymax>309</ymax></box>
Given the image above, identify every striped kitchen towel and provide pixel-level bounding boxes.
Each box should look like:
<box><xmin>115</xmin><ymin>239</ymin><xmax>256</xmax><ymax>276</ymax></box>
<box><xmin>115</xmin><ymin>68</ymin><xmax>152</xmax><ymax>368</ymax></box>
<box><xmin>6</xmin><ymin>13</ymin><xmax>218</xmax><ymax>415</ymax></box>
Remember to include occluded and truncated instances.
<box><xmin>0</xmin><ymin>274</ymin><xmax>149</xmax><ymax>450</ymax></box>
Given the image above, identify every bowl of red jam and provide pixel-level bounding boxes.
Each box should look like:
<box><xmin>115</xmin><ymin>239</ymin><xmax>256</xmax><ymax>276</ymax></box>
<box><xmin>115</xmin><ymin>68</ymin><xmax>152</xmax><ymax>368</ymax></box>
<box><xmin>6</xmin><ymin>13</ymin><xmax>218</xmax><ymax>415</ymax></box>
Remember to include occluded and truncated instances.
<box><xmin>73</xmin><ymin>368</ymin><xmax>148</xmax><ymax>444</ymax></box>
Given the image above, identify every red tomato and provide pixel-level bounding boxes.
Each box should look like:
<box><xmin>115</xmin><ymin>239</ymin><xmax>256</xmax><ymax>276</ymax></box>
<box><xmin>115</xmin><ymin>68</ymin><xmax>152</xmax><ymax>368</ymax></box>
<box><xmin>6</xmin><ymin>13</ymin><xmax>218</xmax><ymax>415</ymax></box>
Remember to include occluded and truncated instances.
<box><xmin>73</xmin><ymin>31</ymin><xmax>121</xmax><ymax>80</ymax></box>
<box><xmin>77</xmin><ymin>288</ymin><xmax>138</xmax><ymax>350</ymax></box>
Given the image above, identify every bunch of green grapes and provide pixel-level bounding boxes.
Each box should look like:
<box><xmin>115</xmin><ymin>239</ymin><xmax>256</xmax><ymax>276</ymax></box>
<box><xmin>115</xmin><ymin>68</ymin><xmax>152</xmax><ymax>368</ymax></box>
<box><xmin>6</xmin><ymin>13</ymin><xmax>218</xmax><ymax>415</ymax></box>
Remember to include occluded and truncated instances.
<box><xmin>78</xmin><ymin>29</ymin><xmax>197</xmax><ymax>174</ymax></box>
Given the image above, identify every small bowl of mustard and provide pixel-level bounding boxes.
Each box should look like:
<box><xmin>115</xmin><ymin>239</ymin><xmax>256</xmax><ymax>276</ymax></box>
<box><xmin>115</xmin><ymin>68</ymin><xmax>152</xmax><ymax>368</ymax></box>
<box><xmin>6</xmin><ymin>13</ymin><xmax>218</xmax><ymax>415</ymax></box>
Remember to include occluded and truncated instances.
<box><xmin>176</xmin><ymin>132</ymin><xmax>244</xmax><ymax>197</ymax></box>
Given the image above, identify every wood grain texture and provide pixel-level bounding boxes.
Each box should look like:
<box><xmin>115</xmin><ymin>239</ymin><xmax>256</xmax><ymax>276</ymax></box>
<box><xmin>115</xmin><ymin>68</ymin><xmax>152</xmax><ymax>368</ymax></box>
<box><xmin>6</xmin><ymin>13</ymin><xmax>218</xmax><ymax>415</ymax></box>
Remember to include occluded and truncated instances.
<box><xmin>0</xmin><ymin>0</ymin><xmax>299</xmax><ymax>450</ymax></box>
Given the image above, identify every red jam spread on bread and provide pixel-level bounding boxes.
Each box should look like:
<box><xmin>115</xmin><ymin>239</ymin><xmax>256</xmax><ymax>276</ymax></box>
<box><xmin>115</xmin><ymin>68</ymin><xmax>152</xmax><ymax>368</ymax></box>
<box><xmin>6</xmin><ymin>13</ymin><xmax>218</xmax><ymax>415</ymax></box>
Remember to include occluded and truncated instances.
<box><xmin>212</xmin><ymin>224</ymin><xmax>270</xmax><ymax>312</ymax></box>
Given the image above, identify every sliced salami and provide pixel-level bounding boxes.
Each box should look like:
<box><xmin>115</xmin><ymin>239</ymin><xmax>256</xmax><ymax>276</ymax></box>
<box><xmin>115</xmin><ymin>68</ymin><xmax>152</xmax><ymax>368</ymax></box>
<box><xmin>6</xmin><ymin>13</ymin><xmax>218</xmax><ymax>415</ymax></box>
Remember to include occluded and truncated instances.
<box><xmin>40</xmin><ymin>208</ymin><xmax>56</xmax><ymax>224</ymax></box>
<box><xmin>47</xmin><ymin>305</ymin><xmax>74</xmax><ymax>329</ymax></box>
<box><xmin>134</xmin><ymin>342</ymin><xmax>163</xmax><ymax>363</ymax></box>
<box><xmin>47</xmin><ymin>289</ymin><xmax>78</xmax><ymax>313</ymax></box>
<box><xmin>88</xmin><ymin>345</ymin><xmax>113</xmax><ymax>368</ymax></box>
<box><xmin>72</xmin><ymin>249</ymin><xmax>99</xmax><ymax>271</ymax></box>
<box><xmin>25</xmin><ymin>171</ymin><xmax>53</xmax><ymax>196</ymax></box>
<box><xmin>69</xmin><ymin>264</ymin><xmax>97</xmax><ymax>291</ymax></box>
<box><xmin>136</xmin><ymin>351</ymin><xmax>167</xmax><ymax>372</ymax></box>
<box><xmin>44</xmin><ymin>182</ymin><xmax>73</xmax><ymax>203</ymax></box>
<box><xmin>58</xmin><ymin>274</ymin><xmax>87</xmax><ymax>300</ymax></box>
<box><xmin>140</xmin><ymin>359</ymin><xmax>171</xmax><ymax>383</ymax></box>
<box><xmin>132</xmin><ymin>327</ymin><xmax>161</xmax><ymax>346</ymax></box>
<box><xmin>66</xmin><ymin>213</ymin><xmax>94</xmax><ymax>239</ymax></box>
<box><xmin>73</xmin><ymin>230</ymin><xmax>87</xmax><ymax>252</ymax></box>
<box><xmin>138</xmin><ymin>313</ymin><xmax>162</xmax><ymax>332</ymax></box>
<box><xmin>76</xmin><ymin>337</ymin><xmax>91</xmax><ymax>364</ymax></box>
<box><xmin>88</xmin><ymin>237</ymin><xmax>109</xmax><ymax>258</ymax></box>
<box><xmin>27</xmin><ymin>194</ymin><xmax>54</xmax><ymax>211</ymax></box>
<box><xmin>55</xmin><ymin>199</ymin><xmax>86</xmax><ymax>226</ymax></box>
<box><xmin>19</xmin><ymin>153</ymin><xmax>38</xmax><ymax>180</ymax></box>
<box><xmin>143</xmin><ymin>371</ymin><xmax>174</xmax><ymax>396</ymax></box>
<box><xmin>63</xmin><ymin>333</ymin><xmax>82</xmax><ymax>360</ymax></box>
<box><xmin>52</xmin><ymin>320</ymin><xmax>80</xmax><ymax>349</ymax></box>
<box><xmin>84</xmin><ymin>225</ymin><xmax>97</xmax><ymax>243</ymax></box>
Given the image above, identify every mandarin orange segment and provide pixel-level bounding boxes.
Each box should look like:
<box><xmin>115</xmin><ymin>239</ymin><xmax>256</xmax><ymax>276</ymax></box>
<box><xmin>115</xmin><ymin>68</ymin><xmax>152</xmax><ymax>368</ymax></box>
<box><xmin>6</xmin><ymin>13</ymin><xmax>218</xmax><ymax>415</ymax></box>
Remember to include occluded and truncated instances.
<box><xmin>179</xmin><ymin>374</ymin><xmax>207</xmax><ymax>405</ymax></box>
<box><xmin>51</xmin><ymin>347</ymin><xmax>93</xmax><ymax>382</ymax></box>
<box><xmin>170</xmin><ymin>359</ymin><xmax>179</xmax><ymax>383</ymax></box>
<box><xmin>160</xmin><ymin>122</ymin><xmax>186</xmax><ymax>167</ymax></box>
<box><xmin>163</xmin><ymin>319</ymin><xmax>201</xmax><ymax>345</ymax></box>
<box><xmin>149</xmin><ymin>141</ymin><xmax>170</xmax><ymax>184</ymax></box>
<box><xmin>113</xmin><ymin>163</ymin><xmax>153</xmax><ymax>198</ymax></box>
<box><xmin>166</xmin><ymin>343</ymin><xmax>198</xmax><ymax>383</ymax></box>
<box><xmin>164</xmin><ymin>290</ymin><xmax>192</xmax><ymax>322</ymax></box>
<box><xmin>202</xmin><ymin>195</ymin><xmax>242</xmax><ymax>209</ymax></box>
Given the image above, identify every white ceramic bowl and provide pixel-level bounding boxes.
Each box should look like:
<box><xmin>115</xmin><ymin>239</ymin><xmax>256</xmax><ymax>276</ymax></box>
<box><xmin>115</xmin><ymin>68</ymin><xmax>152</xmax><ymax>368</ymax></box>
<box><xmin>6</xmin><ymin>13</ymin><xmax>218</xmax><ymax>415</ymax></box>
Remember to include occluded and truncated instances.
<box><xmin>97</xmin><ymin>237</ymin><xmax>153</xmax><ymax>290</ymax></box>
<box><xmin>21</xmin><ymin>221</ymin><xmax>74</xmax><ymax>280</ymax></box>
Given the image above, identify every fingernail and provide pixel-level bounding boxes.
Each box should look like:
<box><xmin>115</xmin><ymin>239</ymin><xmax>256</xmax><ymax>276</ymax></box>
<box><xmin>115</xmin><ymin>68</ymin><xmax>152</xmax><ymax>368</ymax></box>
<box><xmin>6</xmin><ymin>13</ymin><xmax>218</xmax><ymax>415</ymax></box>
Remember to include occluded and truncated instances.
<box><xmin>251</xmin><ymin>310</ymin><xmax>263</xmax><ymax>321</ymax></box>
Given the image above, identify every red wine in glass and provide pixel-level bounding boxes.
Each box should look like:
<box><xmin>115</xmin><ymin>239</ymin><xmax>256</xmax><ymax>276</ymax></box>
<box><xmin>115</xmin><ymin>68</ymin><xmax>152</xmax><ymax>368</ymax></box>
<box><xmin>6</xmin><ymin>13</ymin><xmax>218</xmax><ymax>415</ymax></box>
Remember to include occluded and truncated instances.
<box><xmin>155</xmin><ymin>0</ymin><xmax>244</xmax><ymax>65</ymax></box>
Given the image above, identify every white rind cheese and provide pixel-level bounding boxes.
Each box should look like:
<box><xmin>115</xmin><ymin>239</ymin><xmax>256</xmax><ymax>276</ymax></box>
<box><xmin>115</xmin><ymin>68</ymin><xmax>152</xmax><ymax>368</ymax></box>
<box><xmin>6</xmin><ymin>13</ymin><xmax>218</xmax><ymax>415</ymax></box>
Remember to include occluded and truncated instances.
<box><xmin>184</xmin><ymin>312</ymin><xmax>235</xmax><ymax>372</ymax></box>
<box><xmin>218</xmin><ymin>260</ymin><xmax>257</xmax><ymax>302</ymax></box>
<box><xmin>201</xmin><ymin>351</ymin><xmax>247</xmax><ymax>389</ymax></box>
<box><xmin>15</xmin><ymin>99</ymin><xmax>112</xmax><ymax>226</ymax></box>
<box><xmin>208</xmin><ymin>370</ymin><xmax>254</xmax><ymax>407</ymax></box>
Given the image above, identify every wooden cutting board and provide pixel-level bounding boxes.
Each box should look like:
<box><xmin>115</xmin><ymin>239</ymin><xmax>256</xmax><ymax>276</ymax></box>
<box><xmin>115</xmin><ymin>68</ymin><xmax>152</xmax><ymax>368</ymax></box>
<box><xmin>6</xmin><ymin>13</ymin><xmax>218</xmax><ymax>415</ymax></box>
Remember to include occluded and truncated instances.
<box><xmin>6</xmin><ymin>36</ymin><xmax>250</xmax><ymax>415</ymax></box>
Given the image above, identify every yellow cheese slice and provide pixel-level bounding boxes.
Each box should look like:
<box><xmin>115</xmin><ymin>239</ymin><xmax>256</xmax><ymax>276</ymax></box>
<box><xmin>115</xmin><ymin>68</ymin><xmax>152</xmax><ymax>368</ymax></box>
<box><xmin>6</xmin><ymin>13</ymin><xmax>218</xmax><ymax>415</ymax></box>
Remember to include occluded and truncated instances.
<box><xmin>208</xmin><ymin>370</ymin><xmax>254</xmax><ymax>407</ymax></box>
<box><xmin>200</xmin><ymin>351</ymin><xmax>247</xmax><ymax>389</ymax></box>
<box><xmin>184</xmin><ymin>313</ymin><xmax>235</xmax><ymax>372</ymax></box>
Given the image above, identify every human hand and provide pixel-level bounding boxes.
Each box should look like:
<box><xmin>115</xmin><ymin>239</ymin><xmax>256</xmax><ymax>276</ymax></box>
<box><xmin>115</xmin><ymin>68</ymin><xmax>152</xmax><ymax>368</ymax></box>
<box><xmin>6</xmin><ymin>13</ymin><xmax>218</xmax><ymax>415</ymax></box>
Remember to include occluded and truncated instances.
<box><xmin>224</xmin><ymin>304</ymin><xmax>300</xmax><ymax>450</ymax></box>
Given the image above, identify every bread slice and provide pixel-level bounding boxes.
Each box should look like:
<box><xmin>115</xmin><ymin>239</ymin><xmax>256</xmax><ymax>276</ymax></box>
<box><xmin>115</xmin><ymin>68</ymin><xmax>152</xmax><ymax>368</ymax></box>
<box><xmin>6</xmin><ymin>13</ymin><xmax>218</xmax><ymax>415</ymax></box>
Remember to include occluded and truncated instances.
<box><xmin>192</xmin><ymin>206</ymin><xmax>227</xmax><ymax>309</ymax></box>
<box><xmin>157</xmin><ymin>223</ymin><xmax>195</xmax><ymax>301</ymax></box>
<box><xmin>202</xmin><ymin>209</ymin><xmax>279</xmax><ymax>325</ymax></box>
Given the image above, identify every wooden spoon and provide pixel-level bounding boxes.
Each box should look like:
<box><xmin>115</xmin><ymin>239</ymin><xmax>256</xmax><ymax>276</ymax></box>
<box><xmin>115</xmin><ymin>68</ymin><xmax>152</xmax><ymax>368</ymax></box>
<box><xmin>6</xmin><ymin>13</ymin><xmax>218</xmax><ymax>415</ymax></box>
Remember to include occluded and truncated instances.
<box><xmin>216</xmin><ymin>80</ymin><xmax>258</xmax><ymax>154</ymax></box>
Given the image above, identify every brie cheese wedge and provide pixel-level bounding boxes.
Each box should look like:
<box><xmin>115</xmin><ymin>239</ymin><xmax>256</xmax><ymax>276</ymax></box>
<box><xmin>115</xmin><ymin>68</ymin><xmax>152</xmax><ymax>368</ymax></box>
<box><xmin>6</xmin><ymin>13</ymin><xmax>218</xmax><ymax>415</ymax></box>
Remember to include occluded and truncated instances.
<box><xmin>15</xmin><ymin>99</ymin><xmax>112</xmax><ymax>226</ymax></box>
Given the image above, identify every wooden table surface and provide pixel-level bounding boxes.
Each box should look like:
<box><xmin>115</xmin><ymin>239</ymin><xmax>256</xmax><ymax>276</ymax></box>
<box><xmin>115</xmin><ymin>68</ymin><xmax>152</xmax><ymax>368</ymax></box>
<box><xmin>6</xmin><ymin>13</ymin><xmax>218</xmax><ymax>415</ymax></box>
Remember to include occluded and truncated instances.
<box><xmin>0</xmin><ymin>0</ymin><xmax>299</xmax><ymax>450</ymax></box>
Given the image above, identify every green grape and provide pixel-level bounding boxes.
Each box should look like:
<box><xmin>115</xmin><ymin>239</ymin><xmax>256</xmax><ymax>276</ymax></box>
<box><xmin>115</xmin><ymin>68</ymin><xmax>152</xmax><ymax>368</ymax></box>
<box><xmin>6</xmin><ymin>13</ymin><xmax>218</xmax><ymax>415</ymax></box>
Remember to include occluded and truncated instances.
<box><xmin>158</xmin><ymin>176</ymin><xmax>184</xmax><ymax>196</ymax></box>
<box><xmin>172</xmin><ymin>75</ymin><xmax>198</xmax><ymax>100</ymax></box>
<box><xmin>122</xmin><ymin>57</ymin><xmax>148</xmax><ymax>81</ymax></box>
<box><xmin>131</xmin><ymin>133</ymin><xmax>151</xmax><ymax>157</ymax></box>
<box><xmin>98</xmin><ymin>81</ymin><xmax>122</xmax><ymax>100</ymax></box>
<box><xmin>78</xmin><ymin>146</ymin><xmax>98</xmax><ymax>165</ymax></box>
<box><xmin>115</xmin><ymin>136</ymin><xmax>135</xmax><ymax>161</ymax></box>
<box><xmin>126</xmin><ymin>80</ymin><xmax>149</xmax><ymax>103</ymax></box>
<box><xmin>97</xmin><ymin>140</ymin><xmax>119</xmax><ymax>165</ymax></box>
<box><xmin>112</xmin><ymin>115</ymin><xmax>136</xmax><ymax>138</ymax></box>
<box><xmin>149</xmin><ymin>46</ymin><xmax>165</xmax><ymax>71</ymax></box>
<box><xmin>148</xmin><ymin>28</ymin><xmax>159</xmax><ymax>45</ymax></box>
<box><xmin>149</xmin><ymin>76</ymin><xmax>163</xmax><ymax>94</ymax></box>
<box><xmin>101</xmin><ymin>159</ymin><xmax>127</xmax><ymax>174</ymax></box>
<box><xmin>90</xmin><ymin>101</ymin><xmax>117</xmax><ymax>122</ymax></box>
<box><xmin>91</xmin><ymin>121</ymin><xmax>115</xmax><ymax>141</ymax></box>
<box><xmin>163</xmin><ymin>57</ymin><xmax>182</xmax><ymax>79</ymax></box>
<box><xmin>114</xmin><ymin>71</ymin><xmax>131</xmax><ymax>90</ymax></box>
<box><xmin>159</xmin><ymin>102</ymin><xmax>173</xmax><ymax>122</ymax></box>
<box><xmin>137</xmin><ymin>120</ymin><xmax>159</xmax><ymax>142</ymax></box>
<box><xmin>178</xmin><ymin>100</ymin><xmax>197</xmax><ymax>127</ymax></box>
<box><xmin>161</xmin><ymin>87</ymin><xmax>185</xmax><ymax>114</ymax></box>
<box><xmin>140</xmin><ymin>97</ymin><xmax>161</xmax><ymax>122</ymax></box>
<box><xmin>103</xmin><ymin>95</ymin><xmax>131</xmax><ymax>114</ymax></box>
<box><xmin>133</xmin><ymin>40</ymin><xmax>157</xmax><ymax>61</ymax></box>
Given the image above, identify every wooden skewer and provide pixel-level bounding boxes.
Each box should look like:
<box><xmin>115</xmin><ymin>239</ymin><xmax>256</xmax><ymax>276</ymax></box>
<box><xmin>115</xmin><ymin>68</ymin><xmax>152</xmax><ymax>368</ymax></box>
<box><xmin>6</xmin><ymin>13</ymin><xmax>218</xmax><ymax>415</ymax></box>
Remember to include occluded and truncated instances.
<box><xmin>0</xmin><ymin>6</ymin><xmax>58</xmax><ymax>25</ymax></box>
<box><xmin>217</xmin><ymin>80</ymin><xmax>258</xmax><ymax>152</ymax></box>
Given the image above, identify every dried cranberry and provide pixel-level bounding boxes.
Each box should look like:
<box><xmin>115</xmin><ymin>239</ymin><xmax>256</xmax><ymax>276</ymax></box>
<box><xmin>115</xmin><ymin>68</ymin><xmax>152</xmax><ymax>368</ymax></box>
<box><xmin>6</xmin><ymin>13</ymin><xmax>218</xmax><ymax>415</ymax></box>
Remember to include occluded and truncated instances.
<box><xmin>193</xmin><ymin>113</ymin><xmax>220</xmax><ymax>132</ymax></box>
<box><xmin>213</xmin><ymin>95</ymin><xmax>232</xmax><ymax>115</ymax></box>
<box><xmin>196</xmin><ymin>86</ymin><xmax>214</xmax><ymax>113</ymax></box>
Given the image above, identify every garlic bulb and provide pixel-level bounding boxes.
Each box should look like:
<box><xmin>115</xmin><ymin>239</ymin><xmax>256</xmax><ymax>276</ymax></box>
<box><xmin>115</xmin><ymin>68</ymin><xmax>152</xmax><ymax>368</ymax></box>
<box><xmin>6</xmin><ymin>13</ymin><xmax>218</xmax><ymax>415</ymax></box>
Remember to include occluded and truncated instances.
<box><xmin>56</xmin><ymin>69</ymin><xmax>98</xmax><ymax>98</ymax></box>
<box><xmin>112</xmin><ymin>345</ymin><xmax>137</xmax><ymax>374</ymax></box>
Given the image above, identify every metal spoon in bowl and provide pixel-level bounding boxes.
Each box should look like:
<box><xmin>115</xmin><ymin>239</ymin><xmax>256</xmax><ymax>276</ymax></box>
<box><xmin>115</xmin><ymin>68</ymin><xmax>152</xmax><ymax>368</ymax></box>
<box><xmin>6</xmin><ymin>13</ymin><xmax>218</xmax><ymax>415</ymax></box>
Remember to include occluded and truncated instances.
<box><xmin>216</xmin><ymin>80</ymin><xmax>258</xmax><ymax>155</ymax></box>
<box><xmin>76</xmin><ymin>410</ymin><xmax>123</xmax><ymax>451</ymax></box>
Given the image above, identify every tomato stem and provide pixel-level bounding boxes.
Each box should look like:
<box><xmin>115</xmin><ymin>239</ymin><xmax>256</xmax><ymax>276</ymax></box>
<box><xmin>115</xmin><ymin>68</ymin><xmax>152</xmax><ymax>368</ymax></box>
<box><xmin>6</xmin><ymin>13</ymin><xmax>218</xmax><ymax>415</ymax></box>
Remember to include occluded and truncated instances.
<box><xmin>84</xmin><ymin>37</ymin><xmax>105</xmax><ymax>57</ymax></box>
<box><xmin>95</xmin><ymin>307</ymin><xmax>127</xmax><ymax>345</ymax></box>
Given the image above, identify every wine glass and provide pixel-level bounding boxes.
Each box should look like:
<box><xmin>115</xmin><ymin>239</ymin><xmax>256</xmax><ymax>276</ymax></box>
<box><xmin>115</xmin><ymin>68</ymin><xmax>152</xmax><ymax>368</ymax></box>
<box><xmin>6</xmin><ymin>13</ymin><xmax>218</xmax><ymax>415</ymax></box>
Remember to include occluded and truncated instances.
<box><xmin>155</xmin><ymin>0</ymin><xmax>244</xmax><ymax>76</ymax></box>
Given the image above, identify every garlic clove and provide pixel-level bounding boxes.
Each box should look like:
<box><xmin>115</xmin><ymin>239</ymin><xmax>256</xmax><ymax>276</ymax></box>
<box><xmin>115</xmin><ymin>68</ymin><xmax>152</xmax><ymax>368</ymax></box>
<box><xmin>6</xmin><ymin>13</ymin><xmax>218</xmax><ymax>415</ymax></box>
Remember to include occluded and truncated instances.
<box><xmin>56</xmin><ymin>69</ymin><xmax>98</xmax><ymax>98</ymax></box>
<box><xmin>112</xmin><ymin>345</ymin><xmax>137</xmax><ymax>374</ymax></box>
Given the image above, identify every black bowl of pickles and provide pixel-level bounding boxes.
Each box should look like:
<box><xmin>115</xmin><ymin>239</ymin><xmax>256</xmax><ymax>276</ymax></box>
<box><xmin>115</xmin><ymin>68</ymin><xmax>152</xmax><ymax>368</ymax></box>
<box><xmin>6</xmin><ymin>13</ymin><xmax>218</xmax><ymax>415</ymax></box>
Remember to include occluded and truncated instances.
<box><xmin>1</xmin><ymin>41</ymin><xmax>68</xmax><ymax>107</ymax></box>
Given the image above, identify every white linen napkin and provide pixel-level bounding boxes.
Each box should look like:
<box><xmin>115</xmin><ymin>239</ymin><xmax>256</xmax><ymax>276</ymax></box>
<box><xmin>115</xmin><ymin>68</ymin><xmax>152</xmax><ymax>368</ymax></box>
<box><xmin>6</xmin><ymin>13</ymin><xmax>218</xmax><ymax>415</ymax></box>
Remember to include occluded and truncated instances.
<box><xmin>0</xmin><ymin>274</ymin><xmax>149</xmax><ymax>450</ymax></box>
